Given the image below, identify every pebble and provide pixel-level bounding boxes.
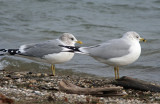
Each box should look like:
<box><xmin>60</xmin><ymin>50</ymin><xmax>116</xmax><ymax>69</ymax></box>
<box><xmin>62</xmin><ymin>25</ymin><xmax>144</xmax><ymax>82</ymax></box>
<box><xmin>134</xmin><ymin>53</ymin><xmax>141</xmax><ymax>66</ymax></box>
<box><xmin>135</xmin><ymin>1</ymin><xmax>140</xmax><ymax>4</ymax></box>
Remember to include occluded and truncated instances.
<box><xmin>16</xmin><ymin>79</ymin><xmax>21</xmax><ymax>83</ymax></box>
<box><xmin>33</xmin><ymin>91</ymin><xmax>42</xmax><ymax>95</ymax></box>
<box><xmin>29</xmin><ymin>79</ymin><xmax>37</xmax><ymax>83</ymax></box>
<box><xmin>36</xmin><ymin>73</ymin><xmax>42</xmax><ymax>77</ymax></box>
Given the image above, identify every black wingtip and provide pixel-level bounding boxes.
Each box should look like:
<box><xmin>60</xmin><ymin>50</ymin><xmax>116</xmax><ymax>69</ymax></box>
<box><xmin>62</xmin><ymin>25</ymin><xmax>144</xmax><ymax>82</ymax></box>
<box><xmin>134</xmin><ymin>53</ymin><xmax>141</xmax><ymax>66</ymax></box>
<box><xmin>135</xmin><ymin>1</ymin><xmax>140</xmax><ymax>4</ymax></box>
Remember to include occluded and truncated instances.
<box><xmin>0</xmin><ymin>49</ymin><xmax>20</xmax><ymax>56</ymax></box>
<box><xmin>0</xmin><ymin>49</ymin><xmax>7</xmax><ymax>56</ymax></box>
<box><xmin>8</xmin><ymin>49</ymin><xmax>20</xmax><ymax>55</ymax></box>
<box><xmin>0</xmin><ymin>49</ymin><xmax>7</xmax><ymax>52</ymax></box>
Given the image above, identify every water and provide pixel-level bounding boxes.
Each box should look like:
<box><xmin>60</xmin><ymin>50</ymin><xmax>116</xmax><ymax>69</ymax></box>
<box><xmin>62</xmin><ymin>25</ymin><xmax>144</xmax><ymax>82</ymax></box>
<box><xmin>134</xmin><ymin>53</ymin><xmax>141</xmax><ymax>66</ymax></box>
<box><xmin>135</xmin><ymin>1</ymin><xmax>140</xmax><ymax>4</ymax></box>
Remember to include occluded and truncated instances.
<box><xmin>0</xmin><ymin>0</ymin><xmax>160</xmax><ymax>83</ymax></box>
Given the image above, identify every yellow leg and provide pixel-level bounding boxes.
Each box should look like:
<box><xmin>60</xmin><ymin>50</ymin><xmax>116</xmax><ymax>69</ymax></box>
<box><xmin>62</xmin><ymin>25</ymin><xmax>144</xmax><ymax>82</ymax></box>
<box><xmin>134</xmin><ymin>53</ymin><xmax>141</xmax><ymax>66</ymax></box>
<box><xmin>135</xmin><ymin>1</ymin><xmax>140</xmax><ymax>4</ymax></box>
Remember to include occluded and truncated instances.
<box><xmin>51</xmin><ymin>64</ymin><xmax>55</xmax><ymax>76</ymax></box>
<box><xmin>117</xmin><ymin>66</ymin><xmax>119</xmax><ymax>79</ymax></box>
<box><xmin>114</xmin><ymin>67</ymin><xmax>117</xmax><ymax>79</ymax></box>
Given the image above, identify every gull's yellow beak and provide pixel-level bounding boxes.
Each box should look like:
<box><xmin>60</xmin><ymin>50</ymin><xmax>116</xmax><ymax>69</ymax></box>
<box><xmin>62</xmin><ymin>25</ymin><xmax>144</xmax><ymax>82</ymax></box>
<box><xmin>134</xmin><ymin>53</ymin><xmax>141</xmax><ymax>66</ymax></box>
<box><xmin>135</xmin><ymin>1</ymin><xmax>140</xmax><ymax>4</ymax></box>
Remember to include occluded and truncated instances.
<box><xmin>140</xmin><ymin>38</ymin><xmax>146</xmax><ymax>42</ymax></box>
<box><xmin>76</xmin><ymin>40</ymin><xmax>83</xmax><ymax>44</ymax></box>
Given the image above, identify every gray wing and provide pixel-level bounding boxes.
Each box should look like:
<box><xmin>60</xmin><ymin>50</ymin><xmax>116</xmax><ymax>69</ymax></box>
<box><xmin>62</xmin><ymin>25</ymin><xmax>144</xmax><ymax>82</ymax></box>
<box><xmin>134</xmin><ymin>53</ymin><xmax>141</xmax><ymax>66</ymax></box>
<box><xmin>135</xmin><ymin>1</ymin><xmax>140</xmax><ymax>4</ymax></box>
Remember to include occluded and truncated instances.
<box><xmin>19</xmin><ymin>39</ymin><xmax>63</xmax><ymax>58</ymax></box>
<box><xmin>86</xmin><ymin>39</ymin><xmax>130</xmax><ymax>59</ymax></box>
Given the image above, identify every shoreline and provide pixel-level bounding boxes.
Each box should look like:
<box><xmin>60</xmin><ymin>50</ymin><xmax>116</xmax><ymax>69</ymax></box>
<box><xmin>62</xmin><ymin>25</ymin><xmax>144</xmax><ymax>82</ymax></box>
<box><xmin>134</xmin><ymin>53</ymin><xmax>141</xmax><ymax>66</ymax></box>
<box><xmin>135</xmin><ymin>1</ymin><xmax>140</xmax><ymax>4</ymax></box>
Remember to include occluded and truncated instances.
<box><xmin>0</xmin><ymin>70</ymin><xmax>160</xmax><ymax>104</ymax></box>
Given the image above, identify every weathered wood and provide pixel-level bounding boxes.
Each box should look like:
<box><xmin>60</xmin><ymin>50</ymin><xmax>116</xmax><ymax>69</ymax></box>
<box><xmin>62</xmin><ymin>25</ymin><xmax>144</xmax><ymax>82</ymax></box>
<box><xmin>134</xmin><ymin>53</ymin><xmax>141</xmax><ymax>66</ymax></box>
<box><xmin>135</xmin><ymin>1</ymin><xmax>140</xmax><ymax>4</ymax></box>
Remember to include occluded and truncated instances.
<box><xmin>111</xmin><ymin>76</ymin><xmax>160</xmax><ymax>92</ymax></box>
<box><xmin>59</xmin><ymin>80</ymin><xmax>127</xmax><ymax>96</ymax></box>
<box><xmin>0</xmin><ymin>93</ymin><xmax>14</xmax><ymax>104</ymax></box>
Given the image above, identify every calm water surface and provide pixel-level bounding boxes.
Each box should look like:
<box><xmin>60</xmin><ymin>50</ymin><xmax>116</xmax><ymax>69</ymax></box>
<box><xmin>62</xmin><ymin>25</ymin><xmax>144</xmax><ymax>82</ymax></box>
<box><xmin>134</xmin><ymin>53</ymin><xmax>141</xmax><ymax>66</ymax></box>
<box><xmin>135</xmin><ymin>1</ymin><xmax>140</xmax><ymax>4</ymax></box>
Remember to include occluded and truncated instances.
<box><xmin>0</xmin><ymin>0</ymin><xmax>160</xmax><ymax>82</ymax></box>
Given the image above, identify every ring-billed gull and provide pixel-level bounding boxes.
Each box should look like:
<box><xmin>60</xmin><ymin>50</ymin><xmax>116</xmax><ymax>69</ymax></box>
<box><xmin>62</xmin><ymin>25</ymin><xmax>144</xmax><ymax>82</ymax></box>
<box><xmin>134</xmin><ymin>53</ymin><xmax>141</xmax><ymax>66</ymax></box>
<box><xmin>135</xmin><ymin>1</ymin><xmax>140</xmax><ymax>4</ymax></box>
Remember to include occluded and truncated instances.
<box><xmin>60</xmin><ymin>31</ymin><xmax>146</xmax><ymax>79</ymax></box>
<box><xmin>0</xmin><ymin>33</ymin><xmax>82</xmax><ymax>76</ymax></box>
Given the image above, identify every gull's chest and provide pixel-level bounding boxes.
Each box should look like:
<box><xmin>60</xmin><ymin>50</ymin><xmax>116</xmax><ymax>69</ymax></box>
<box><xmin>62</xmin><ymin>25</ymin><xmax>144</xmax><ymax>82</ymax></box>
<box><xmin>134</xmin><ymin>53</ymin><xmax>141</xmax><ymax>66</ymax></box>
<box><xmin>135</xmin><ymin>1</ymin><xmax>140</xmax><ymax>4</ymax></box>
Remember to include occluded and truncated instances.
<box><xmin>43</xmin><ymin>52</ymin><xmax>74</xmax><ymax>64</ymax></box>
<box><xmin>108</xmin><ymin>43</ymin><xmax>141</xmax><ymax>66</ymax></box>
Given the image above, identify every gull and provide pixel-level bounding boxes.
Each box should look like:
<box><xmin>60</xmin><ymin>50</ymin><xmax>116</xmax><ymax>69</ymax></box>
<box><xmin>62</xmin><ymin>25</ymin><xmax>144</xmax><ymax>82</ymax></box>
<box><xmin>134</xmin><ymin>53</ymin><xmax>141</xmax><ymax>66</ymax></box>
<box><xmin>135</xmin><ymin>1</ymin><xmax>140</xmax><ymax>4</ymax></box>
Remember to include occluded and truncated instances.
<box><xmin>60</xmin><ymin>31</ymin><xmax>146</xmax><ymax>79</ymax></box>
<box><xmin>0</xmin><ymin>33</ymin><xmax>82</xmax><ymax>76</ymax></box>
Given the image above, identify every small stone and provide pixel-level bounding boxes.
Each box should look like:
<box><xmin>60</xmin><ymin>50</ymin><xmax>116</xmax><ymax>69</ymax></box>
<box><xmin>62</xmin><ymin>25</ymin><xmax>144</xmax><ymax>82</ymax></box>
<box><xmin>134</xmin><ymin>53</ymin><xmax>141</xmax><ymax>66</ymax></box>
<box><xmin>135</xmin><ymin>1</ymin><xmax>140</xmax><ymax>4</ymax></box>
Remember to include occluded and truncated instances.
<box><xmin>37</xmin><ymin>73</ymin><xmax>42</xmax><ymax>77</ymax></box>
<box><xmin>44</xmin><ymin>73</ymin><xmax>48</xmax><ymax>77</ymax></box>
<box><xmin>6</xmin><ymin>74</ymin><xmax>11</xmax><ymax>77</ymax></box>
<box><xmin>26</xmin><ymin>81</ymin><xmax>30</xmax><ymax>83</ymax></box>
<box><xmin>143</xmin><ymin>91</ymin><xmax>151</xmax><ymax>95</ymax></box>
<box><xmin>48</xmin><ymin>96</ymin><xmax>55</xmax><ymax>102</ymax></box>
<box><xmin>10</xmin><ymin>86</ymin><xmax>17</xmax><ymax>88</ymax></box>
<box><xmin>16</xmin><ymin>79</ymin><xmax>21</xmax><ymax>83</ymax></box>
<box><xmin>16</xmin><ymin>73</ymin><xmax>21</xmax><ymax>77</ymax></box>
<box><xmin>28</xmin><ymin>72</ymin><xmax>32</xmax><ymax>74</ymax></box>
<box><xmin>3</xmin><ymin>77</ymin><xmax>12</xmax><ymax>80</ymax></box>
<box><xmin>29</xmin><ymin>80</ymin><xmax>37</xmax><ymax>83</ymax></box>
<box><xmin>33</xmin><ymin>91</ymin><xmax>41</xmax><ymax>95</ymax></box>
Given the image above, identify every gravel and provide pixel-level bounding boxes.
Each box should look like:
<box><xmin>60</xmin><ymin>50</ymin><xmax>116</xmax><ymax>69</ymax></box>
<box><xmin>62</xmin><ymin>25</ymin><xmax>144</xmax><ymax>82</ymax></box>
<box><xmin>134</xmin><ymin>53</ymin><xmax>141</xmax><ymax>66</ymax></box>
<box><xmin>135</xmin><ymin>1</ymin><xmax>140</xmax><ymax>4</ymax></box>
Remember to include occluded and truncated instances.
<box><xmin>0</xmin><ymin>70</ymin><xmax>160</xmax><ymax>104</ymax></box>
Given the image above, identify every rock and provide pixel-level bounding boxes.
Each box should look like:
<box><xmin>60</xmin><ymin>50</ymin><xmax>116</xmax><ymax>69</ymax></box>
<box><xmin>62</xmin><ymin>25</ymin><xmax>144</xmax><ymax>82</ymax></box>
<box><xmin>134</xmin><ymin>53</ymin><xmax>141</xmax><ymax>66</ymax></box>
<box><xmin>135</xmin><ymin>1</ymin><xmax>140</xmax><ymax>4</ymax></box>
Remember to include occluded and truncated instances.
<box><xmin>29</xmin><ymin>80</ymin><xmax>37</xmax><ymax>83</ymax></box>
<box><xmin>28</xmin><ymin>72</ymin><xmax>32</xmax><ymax>74</ymax></box>
<box><xmin>16</xmin><ymin>79</ymin><xmax>22</xmax><ymax>83</ymax></box>
<box><xmin>36</xmin><ymin>73</ymin><xmax>42</xmax><ymax>77</ymax></box>
<box><xmin>33</xmin><ymin>91</ymin><xmax>42</xmax><ymax>95</ymax></box>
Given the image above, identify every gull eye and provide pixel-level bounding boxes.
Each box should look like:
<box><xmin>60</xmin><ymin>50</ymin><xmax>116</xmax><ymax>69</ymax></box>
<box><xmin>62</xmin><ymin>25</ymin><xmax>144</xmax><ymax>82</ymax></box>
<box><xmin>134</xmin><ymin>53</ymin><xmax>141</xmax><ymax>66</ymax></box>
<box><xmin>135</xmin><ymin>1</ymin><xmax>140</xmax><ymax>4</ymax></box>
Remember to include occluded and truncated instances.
<box><xmin>136</xmin><ymin>36</ymin><xmax>139</xmax><ymax>39</ymax></box>
<box><xmin>70</xmin><ymin>38</ymin><xmax>74</xmax><ymax>41</ymax></box>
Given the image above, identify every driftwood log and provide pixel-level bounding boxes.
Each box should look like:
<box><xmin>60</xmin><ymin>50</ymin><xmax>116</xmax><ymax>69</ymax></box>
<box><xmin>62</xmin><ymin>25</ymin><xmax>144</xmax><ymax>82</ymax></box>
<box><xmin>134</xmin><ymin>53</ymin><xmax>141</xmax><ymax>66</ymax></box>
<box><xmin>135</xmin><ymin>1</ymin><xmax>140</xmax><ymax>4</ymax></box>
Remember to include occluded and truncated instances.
<box><xmin>111</xmin><ymin>76</ymin><xmax>160</xmax><ymax>92</ymax></box>
<box><xmin>0</xmin><ymin>93</ymin><xmax>14</xmax><ymax>104</ymax></box>
<box><xmin>59</xmin><ymin>80</ymin><xmax>127</xmax><ymax>97</ymax></box>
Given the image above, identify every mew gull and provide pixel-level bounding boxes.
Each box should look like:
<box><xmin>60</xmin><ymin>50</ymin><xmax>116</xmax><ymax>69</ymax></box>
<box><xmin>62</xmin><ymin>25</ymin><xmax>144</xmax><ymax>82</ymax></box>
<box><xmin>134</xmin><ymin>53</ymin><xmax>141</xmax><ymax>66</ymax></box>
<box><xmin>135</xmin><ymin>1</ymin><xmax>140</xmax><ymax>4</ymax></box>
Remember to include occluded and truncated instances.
<box><xmin>60</xmin><ymin>31</ymin><xmax>146</xmax><ymax>79</ymax></box>
<box><xmin>0</xmin><ymin>33</ymin><xmax>82</xmax><ymax>76</ymax></box>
